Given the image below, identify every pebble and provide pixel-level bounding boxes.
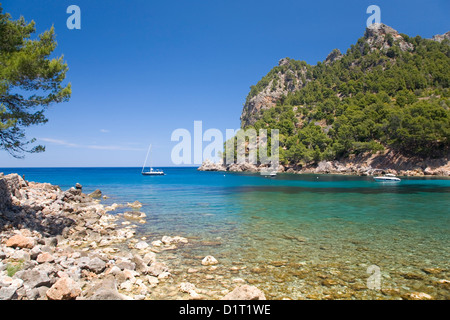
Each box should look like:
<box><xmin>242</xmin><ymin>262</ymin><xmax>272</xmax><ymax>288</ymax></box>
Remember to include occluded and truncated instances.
<box><xmin>201</xmin><ymin>256</ymin><xmax>218</xmax><ymax>266</ymax></box>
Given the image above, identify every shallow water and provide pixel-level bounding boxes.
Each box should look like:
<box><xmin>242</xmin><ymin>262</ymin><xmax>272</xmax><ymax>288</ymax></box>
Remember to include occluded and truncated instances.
<box><xmin>2</xmin><ymin>167</ymin><xmax>449</xmax><ymax>299</ymax></box>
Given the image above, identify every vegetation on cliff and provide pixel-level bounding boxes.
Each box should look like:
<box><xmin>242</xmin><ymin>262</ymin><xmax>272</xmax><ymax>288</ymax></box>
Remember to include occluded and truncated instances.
<box><xmin>240</xmin><ymin>25</ymin><xmax>450</xmax><ymax>166</ymax></box>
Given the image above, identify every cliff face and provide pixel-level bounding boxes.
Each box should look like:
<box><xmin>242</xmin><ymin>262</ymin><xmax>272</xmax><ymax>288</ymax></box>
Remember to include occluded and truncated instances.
<box><xmin>240</xmin><ymin>57</ymin><xmax>311</xmax><ymax>127</ymax></box>
<box><xmin>207</xmin><ymin>24</ymin><xmax>450</xmax><ymax>175</ymax></box>
<box><xmin>240</xmin><ymin>23</ymin><xmax>447</xmax><ymax>128</ymax></box>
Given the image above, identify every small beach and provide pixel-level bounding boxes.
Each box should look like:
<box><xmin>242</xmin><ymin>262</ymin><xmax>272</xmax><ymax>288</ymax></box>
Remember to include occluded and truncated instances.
<box><xmin>1</xmin><ymin>167</ymin><xmax>448</xmax><ymax>300</ymax></box>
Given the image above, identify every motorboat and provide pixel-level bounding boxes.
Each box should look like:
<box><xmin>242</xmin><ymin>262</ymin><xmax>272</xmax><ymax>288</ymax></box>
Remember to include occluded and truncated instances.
<box><xmin>373</xmin><ymin>173</ymin><xmax>401</xmax><ymax>182</ymax></box>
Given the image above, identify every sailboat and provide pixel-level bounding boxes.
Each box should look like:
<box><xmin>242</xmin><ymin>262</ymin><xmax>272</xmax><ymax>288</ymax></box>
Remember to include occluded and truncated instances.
<box><xmin>141</xmin><ymin>144</ymin><xmax>165</xmax><ymax>176</ymax></box>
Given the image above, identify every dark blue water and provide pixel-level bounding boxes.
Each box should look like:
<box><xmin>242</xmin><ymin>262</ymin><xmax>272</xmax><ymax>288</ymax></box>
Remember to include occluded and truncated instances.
<box><xmin>2</xmin><ymin>167</ymin><xmax>449</xmax><ymax>298</ymax></box>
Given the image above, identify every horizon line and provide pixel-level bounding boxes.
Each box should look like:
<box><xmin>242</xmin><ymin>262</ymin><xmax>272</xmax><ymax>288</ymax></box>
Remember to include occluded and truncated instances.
<box><xmin>0</xmin><ymin>165</ymin><xmax>199</xmax><ymax>169</ymax></box>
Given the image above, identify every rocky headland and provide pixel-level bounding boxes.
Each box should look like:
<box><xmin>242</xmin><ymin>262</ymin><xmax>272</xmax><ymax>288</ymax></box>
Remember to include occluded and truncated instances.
<box><xmin>0</xmin><ymin>173</ymin><xmax>265</xmax><ymax>300</ymax></box>
<box><xmin>198</xmin><ymin>150</ymin><xmax>450</xmax><ymax>177</ymax></box>
<box><xmin>220</xmin><ymin>24</ymin><xmax>450</xmax><ymax>177</ymax></box>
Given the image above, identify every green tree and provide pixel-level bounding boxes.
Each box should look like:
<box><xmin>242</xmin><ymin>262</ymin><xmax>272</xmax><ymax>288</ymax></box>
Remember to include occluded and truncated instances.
<box><xmin>0</xmin><ymin>6</ymin><xmax>71</xmax><ymax>157</ymax></box>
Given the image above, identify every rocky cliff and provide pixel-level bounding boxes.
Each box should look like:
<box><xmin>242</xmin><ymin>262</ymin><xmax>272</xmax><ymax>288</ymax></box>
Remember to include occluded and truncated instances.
<box><xmin>241</xmin><ymin>23</ymin><xmax>431</xmax><ymax>127</ymax></box>
<box><xmin>202</xmin><ymin>24</ymin><xmax>450</xmax><ymax>176</ymax></box>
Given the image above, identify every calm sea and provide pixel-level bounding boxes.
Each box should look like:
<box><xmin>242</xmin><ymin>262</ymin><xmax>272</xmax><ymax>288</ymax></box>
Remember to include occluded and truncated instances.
<box><xmin>1</xmin><ymin>167</ymin><xmax>449</xmax><ymax>299</ymax></box>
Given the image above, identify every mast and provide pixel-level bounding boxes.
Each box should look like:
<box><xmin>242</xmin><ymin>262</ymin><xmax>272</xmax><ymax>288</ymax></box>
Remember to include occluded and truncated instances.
<box><xmin>142</xmin><ymin>144</ymin><xmax>152</xmax><ymax>173</ymax></box>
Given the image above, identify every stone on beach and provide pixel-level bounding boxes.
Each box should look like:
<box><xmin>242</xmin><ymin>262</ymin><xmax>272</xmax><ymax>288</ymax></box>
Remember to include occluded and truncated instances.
<box><xmin>46</xmin><ymin>277</ymin><xmax>81</xmax><ymax>300</ymax></box>
<box><xmin>36</xmin><ymin>252</ymin><xmax>55</xmax><ymax>264</ymax></box>
<box><xmin>201</xmin><ymin>255</ymin><xmax>219</xmax><ymax>266</ymax></box>
<box><xmin>0</xmin><ymin>286</ymin><xmax>18</xmax><ymax>300</ymax></box>
<box><xmin>406</xmin><ymin>292</ymin><xmax>434</xmax><ymax>300</ymax></box>
<box><xmin>6</xmin><ymin>234</ymin><xmax>35</xmax><ymax>249</ymax></box>
<box><xmin>161</xmin><ymin>235</ymin><xmax>188</xmax><ymax>245</ymax></box>
<box><xmin>127</xmin><ymin>200</ymin><xmax>143</xmax><ymax>209</ymax></box>
<box><xmin>15</xmin><ymin>269</ymin><xmax>52</xmax><ymax>289</ymax></box>
<box><xmin>135</xmin><ymin>241</ymin><xmax>149</xmax><ymax>250</ymax></box>
<box><xmin>88</xmin><ymin>189</ymin><xmax>102</xmax><ymax>198</ymax></box>
<box><xmin>147</xmin><ymin>262</ymin><xmax>169</xmax><ymax>277</ymax></box>
<box><xmin>124</xmin><ymin>211</ymin><xmax>146</xmax><ymax>220</ymax></box>
<box><xmin>221</xmin><ymin>285</ymin><xmax>266</xmax><ymax>300</ymax></box>
<box><xmin>86</xmin><ymin>257</ymin><xmax>107</xmax><ymax>274</ymax></box>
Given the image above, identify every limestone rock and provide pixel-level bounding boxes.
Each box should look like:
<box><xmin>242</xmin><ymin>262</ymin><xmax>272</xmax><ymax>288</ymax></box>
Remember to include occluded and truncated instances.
<box><xmin>431</xmin><ymin>31</ymin><xmax>450</xmax><ymax>43</ymax></box>
<box><xmin>201</xmin><ymin>255</ymin><xmax>219</xmax><ymax>266</ymax></box>
<box><xmin>135</xmin><ymin>241</ymin><xmax>149</xmax><ymax>250</ymax></box>
<box><xmin>87</xmin><ymin>276</ymin><xmax>128</xmax><ymax>300</ymax></box>
<box><xmin>198</xmin><ymin>159</ymin><xmax>226</xmax><ymax>172</ymax></box>
<box><xmin>124</xmin><ymin>211</ymin><xmax>146</xmax><ymax>220</ymax></box>
<box><xmin>147</xmin><ymin>262</ymin><xmax>169</xmax><ymax>277</ymax></box>
<box><xmin>46</xmin><ymin>277</ymin><xmax>81</xmax><ymax>300</ymax></box>
<box><xmin>127</xmin><ymin>200</ymin><xmax>142</xmax><ymax>209</ymax></box>
<box><xmin>86</xmin><ymin>257</ymin><xmax>107</xmax><ymax>274</ymax></box>
<box><xmin>16</xmin><ymin>269</ymin><xmax>52</xmax><ymax>289</ymax></box>
<box><xmin>406</xmin><ymin>292</ymin><xmax>433</xmax><ymax>300</ymax></box>
<box><xmin>36</xmin><ymin>252</ymin><xmax>55</xmax><ymax>264</ymax></box>
<box><xmin>325</xmin><ymin>49</ymin><xmax>343</xmax><ymax>64</ymax></box>
<box><xmin>0</xmin><ymin>286</ymin><xmax>17</xmax><ymax>300</ymax></box>
<box><xmin>6</xmin><ymin>234</ymin><xmax>35</xmax><ymax>249</ymax></box>
<box><xmin>88</xmin><ymin>189</ymin><xmax>102</xmax><ymax>198</ymax></box>
<box><xmin>221</xmin><ymin>285</ymin><xmax>266</xmax><ymax>300</ymax></box>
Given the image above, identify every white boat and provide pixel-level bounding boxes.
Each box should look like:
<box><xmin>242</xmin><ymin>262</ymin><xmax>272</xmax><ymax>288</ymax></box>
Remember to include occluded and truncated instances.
<box><xmin>142</xmin><ymin>168</ymin><xmax>165</xmax><ymax>176</ymax></box>
<box><xmin>373</xmin><ymin>173</ymin><xmax>401</xmax><ymax>182</ymax></box>
<box><xmin>141</xmin><ymin>144</ymin><xmax>165</xmax><ymax>176</ymax></box>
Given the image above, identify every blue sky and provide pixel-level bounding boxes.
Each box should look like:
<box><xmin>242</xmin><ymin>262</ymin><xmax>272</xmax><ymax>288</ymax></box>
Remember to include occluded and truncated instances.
<box><xmin>1</xmin><ymin>0</ymin><xmax>449</xmax><ymax>167</ymax></box>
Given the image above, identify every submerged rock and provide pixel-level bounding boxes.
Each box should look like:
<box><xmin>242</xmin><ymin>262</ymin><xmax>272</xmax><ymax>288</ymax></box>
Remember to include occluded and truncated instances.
<box><xmin>127</xmin><ymin>201</ymin><xmax>142</xmax><ymax>209</ymax></box>
<box><xmin>88</xmin><ymin>189</ymin><xmax>102</xmax><ymax>198</ymax></box>
<box><xmin>201</xmin><ymin>256</ymin><xmax>219</xmax><ymax>266</ymax></box>
<box><xmin>221</xmin><ymin>285</ymin><xmax>266</xmax><ymax>300</ymax></box>
<box><xmin>405</xmin><ymin>292</ymin><xmax>434</xmax><ymax>300</ymax></box>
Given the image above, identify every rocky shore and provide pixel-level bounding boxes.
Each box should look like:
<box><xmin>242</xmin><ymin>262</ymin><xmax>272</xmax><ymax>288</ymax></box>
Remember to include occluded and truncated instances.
<box><xmin>198</xmin><ymin>151</ymin><xmax>450</xmax><ymax>177</ymax></box>
<box><xmin>0</xmin><ymin>173</ymin><xmax>265</xmax><ymax>300</ymax></box>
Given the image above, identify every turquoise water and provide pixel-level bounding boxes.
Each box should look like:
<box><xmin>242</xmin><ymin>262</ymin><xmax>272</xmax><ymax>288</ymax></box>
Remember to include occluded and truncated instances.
<box><xmin>1</xmin><ymin>167</ymin><xmax>449</xmax><ymax>299</ymax></box>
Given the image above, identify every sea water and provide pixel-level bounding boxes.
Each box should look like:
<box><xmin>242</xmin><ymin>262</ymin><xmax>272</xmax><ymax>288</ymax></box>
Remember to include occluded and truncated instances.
<box><xmin>1</xmin><ymin>167</ymin><xmax>449</xmax><ymax>299</ymax></box>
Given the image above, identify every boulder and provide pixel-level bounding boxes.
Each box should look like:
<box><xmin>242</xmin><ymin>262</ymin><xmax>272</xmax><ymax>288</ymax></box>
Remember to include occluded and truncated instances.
<box><xmin>88</xmin><ymin>189</ymin><xmax>102</xmax><ymax>198</ymax></box>
<box><xmin>87</xmin><ymin>276</ymin><xmax>128</xmax><ymax>300</ymax></box>
<box><xmin>142</xmin><ymin>252</ymin><xmax>156</xmax><ymax>265</ymax></box>
<box><xmin>197</xmin><ymin>159</ymin><xmax>226</xmax><ymax>171</ymax></box>
<box><xmin>86</xmin><ymin>257</ymin><xmax>107</xmax><ymax>274</ymax></box>
<box><xmin>127</xmin><ymin>200</ymin><xmax>142</xmax><ymax>209</ymax></box>
<box><xmin>6</xmin><ymin>234</ymin><xmax>35</xmax><ymax>249</ymax></box>
<box><xmin>201</xmin><ymin>255</ymin><xmax>218</xmax><ymax>266</ymax></box>
<box><xmin>406</xmin><ymin>292</ymin><xmax>434</xmax><ymax>300</ymax></box>
<box><xmin>36</xmin><ymin>252</ymin><xmax>55</xmax><ymax>264</ymax></box>
<box><xmin>16</xmin><ymin>269</ymin><xmax>52</xmax><ymax>289</ymax></box>
<box><xmin>0</xmin><ymin>286</ymin><xmax>17</xmax><ymax>300</ymax></box>
<box><xmin>221</xmin><ymin>285</ymin><xmax>266</xmax><ymax>300</ymax></box>
<box><xmin>46</xmin><ymin>277</ymin><xmax>81</xmax><ymax>300</ymax></box>
<box><xmin>135</xmin><ymin>241</ymin><xmax>149</xmax><ymax>250</ymax></box>
<box><xmin>147</xmin><ymin>262</ymin><xmax>169</xmax><ymax>277</ymax></box>
<box><xmin>315</xmin><ymin>161</ymin><xmax>335</xmax><ymax>173</ymax></box>
<box><xmin>124</xmin><ymin>211</ymin><xmax>146</xmax><ymax>220</ymax></box>
<box><xmin>131</xmin><ymin>254</ymin><xmax>148</xmax><ymax>273</ymax></box>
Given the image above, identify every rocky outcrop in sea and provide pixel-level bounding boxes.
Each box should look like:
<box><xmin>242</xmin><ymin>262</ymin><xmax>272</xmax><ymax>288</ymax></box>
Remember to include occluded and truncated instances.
<box><xmin>198</xmin><ymin>150</ymin><xmax>450</xmax><ymax>177</ymax></box>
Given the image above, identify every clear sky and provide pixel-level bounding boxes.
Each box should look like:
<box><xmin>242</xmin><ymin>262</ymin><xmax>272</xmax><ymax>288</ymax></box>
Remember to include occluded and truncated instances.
<box><xmin>1</xmin><ymin>0</ymin><xmax>449</xmax><ymax>167</ymax></box>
